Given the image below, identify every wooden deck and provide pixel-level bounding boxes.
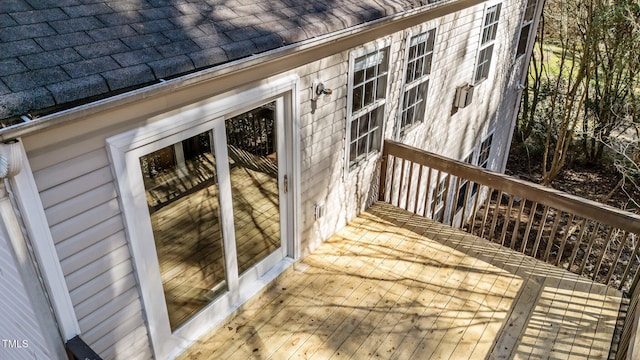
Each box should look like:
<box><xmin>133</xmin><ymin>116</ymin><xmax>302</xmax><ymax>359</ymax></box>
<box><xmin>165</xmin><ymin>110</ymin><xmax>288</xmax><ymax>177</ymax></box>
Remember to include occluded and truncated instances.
<box><xmin>177</xmin><ymin>202</ymin><xmax>622</xmax><ymax>359</ymax></box>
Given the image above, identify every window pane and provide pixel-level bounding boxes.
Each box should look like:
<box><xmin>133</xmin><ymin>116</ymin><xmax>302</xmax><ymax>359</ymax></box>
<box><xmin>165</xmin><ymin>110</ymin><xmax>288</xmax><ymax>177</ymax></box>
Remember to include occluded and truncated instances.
<box><xmin>364</xmin><ymin>80</ymin><xmax>375</xmax><ymax>106</ymax></box>
<box><xmin>226</xmin><ymin>102</ymin><xmax>281</xmax><ymax>276</ymax></box>
<box><xmin>409</xmin><ymin>45</ymin><xmax>417</xmax><ymax>61</ymax></box>
<box><xmin>357</xmin><ymin>136</ymin><xmax>367</xmax><ymax>159</ymax></box>
<box><xmin>350</xmin><ymin>141</ymin><xmax>358</xmax><ymax>163</ymax></box>
<box><xmin>359</xmin><ymin>113</ymin><xmax>369</xmax><ymax>136</ymax></box>
<box><xmin>426</xmin><ymin>29</ymin><xmax>436</xmax><ymax>51</ymax></box>
<box><xmin>378</xmin><ymin>48</ymin><xmax>389</xmax><ymax>74</ymax></box>
<box><xmin>406</xmin><ymin>61</ymin><xmax>416</xmax><ymax>83</ymax></box>
<box><xmin>424</xmin><ymin>53</ymin><xmax>433</xmax><ymax>74</ymax></box>
<box><xmin>524</xmin><ymin>0</ymin><xmax>536</xmax><ymax>21</ymax></box>
<box><xmin>352</xmin><ymin>85</ymin><xmax>363</xmax><ymax>112</ymax></box>
<box><xmin>354</xmin><ymin>69</ymin><xmax>365</xmax><ymax>85</ymax></box>
<box><xmin>141</xmin><ymin>131</ymin><xmax>226</xmax><ymax>331</ymax></box>
<box><xmin>376</xmin><ymin>74</ymin><xmax>387</xmax><ymax>100</ymax></box>
<box><xmin>351</xmin><ymin>118</ymin><xmax>359</xmax><ymax>140</ymax></box>
<box><xmin>517</xmin><ymin>24</ymin><xmax>531</xmax><ymax>56</ymax></box>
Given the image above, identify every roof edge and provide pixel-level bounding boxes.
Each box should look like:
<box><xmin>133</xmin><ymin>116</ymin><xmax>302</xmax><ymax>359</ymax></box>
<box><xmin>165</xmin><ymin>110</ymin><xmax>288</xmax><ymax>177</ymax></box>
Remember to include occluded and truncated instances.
<box><xmin>0</xmin><ymin>0</ymin><xmax>483</xmax><ymax>141</ymax></box>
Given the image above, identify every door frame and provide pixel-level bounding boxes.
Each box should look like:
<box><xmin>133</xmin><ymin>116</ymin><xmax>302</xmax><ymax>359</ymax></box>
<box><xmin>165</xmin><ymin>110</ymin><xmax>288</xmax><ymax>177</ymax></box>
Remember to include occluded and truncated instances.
<box><xmin>106</xmin><ymin>75</ymin><xmax>300</xmax><ymax>359</ymax></box>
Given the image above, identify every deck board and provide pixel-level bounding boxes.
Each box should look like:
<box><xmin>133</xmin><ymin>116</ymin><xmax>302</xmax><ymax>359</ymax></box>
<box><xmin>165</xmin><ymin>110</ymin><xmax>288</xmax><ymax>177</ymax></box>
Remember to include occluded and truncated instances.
<box><xmin>178</xmin><ymin>202</ymin><xmax>623</xmax><ymax>360</ymax></box>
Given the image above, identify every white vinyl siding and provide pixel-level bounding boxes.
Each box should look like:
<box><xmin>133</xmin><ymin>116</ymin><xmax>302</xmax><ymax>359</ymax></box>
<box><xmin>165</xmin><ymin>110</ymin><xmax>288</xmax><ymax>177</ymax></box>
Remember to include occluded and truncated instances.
<box><xmin>0</xmin><ymin>228</ymin><xmax>57</xmax><ymax>359</ymax></box>
<box><xmin>27</xmin><ymin>142</ymin><xmax>152</xmax><ymax>359</ymax></box>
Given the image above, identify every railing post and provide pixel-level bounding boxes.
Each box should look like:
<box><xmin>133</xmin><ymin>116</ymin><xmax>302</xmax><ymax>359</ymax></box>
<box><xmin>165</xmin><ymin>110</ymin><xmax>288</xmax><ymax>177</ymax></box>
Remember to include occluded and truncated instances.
<box><xmin>379</xmin><ymin>146</ymin><xmax>388</xmax><ymax>202</ymax></box>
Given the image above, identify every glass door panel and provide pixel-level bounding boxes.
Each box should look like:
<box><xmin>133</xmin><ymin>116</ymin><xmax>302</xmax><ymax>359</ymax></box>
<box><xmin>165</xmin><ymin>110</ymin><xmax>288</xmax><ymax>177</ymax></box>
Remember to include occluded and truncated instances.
<box><xmin>225</xmin><ymin>102</ymin><xmax>282</xmax><ymax>275</ymax></box>
<box><xmin>140</xmin><ymin>130</ymin><xmax>227</xmax><ymax>331</ymax></box>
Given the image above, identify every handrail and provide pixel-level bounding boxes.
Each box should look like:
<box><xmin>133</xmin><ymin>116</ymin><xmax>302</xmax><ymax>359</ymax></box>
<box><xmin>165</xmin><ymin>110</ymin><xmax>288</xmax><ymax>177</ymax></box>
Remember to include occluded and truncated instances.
<box><xmin>380</xmin><ymin>140</ymin><xmax>640</xmax><ymax>234</ymax></box>
<box><xmin>379</xmin><ymin>139</ymin><xmax>640</xmax><ymax>359</ymax></box>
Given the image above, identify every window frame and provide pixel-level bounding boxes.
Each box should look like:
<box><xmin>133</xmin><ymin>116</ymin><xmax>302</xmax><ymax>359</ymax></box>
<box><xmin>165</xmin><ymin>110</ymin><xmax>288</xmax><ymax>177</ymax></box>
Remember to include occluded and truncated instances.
<box><xmin>474</xmin><ymin>3</ymin><xmax>502</xmax><ymax>84</ymax></box>
<box><xmin>345</xmin><ymin>38</ymin><xmax>392</xmax><ymax>173</ymax></box>
<box><xmin>516</xmin><ymin>0</ymin><xmax>538</xmax><ymax>57</ymax></box>
<box><xmin>397</xmin><ymin>28</ymin><xmax>436</xmax><ymax>138</ymax></box>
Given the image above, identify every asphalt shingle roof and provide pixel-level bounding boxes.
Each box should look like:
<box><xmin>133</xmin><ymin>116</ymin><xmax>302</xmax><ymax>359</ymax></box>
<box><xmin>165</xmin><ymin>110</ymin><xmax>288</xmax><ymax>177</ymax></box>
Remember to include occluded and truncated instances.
<box><xmin>0</xmin><ymin>0</ymin><xmax>430</xmax><ymax>123</ymax></box>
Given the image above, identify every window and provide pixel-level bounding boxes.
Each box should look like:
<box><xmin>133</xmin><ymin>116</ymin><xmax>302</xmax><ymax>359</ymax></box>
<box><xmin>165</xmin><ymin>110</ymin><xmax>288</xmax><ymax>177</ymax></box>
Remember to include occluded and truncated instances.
<box><xmin>398</xmin><ymin>29</ymin><xmax>436</xmax><ymax>136</ymax></box>
<box><xmin>347</xmin><ymin>45</ymin><xmax>390</xmax><ymax>169</ymax></box>
<box><xmin>517</xmin><ymin>0</ymin><xmax>537</xmax><ymax>57</ymax></box>
<box><xmin>474</xmin><ymin>4</ymin><xmax>502</xmax><ymax>83</ymax></box>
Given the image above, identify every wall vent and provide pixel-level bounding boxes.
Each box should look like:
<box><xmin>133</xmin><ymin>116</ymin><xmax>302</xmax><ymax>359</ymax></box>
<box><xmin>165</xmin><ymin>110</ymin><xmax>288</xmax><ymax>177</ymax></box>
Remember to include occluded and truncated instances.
<box><xmin>455</xmin><ymin>84</ymin><xmax>474</xmax><ymax>108</ymax></box>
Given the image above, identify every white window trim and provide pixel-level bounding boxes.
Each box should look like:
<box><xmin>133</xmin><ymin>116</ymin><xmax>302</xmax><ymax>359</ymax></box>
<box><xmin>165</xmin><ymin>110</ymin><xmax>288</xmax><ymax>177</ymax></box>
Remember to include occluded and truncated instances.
<box><xmin>345</xmin><ymin>38</ymin><xmax>392</xmax><ymax>175</ymax></box>
<box><xmin>473</xmin><ymin>2</ymin><xmax>503</xmax><ymax>84</ymax></box>
<box><xmin>106</xmin><ymin>75</ymin><xmax>300</xmax><ymax>359</ymax></box>
<box><xmin>396</xmin><ymin>27</ymin><xmax>436</xmax><ymax>139</ymax></box>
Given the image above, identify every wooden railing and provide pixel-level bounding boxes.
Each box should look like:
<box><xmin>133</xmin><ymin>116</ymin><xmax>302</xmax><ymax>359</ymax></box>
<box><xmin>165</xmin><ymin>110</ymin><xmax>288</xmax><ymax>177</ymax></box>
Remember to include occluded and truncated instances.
<box><xmin>378</xmin><ymin>140</ymin><xmax>640</xmax><ymax>359</ymax></box>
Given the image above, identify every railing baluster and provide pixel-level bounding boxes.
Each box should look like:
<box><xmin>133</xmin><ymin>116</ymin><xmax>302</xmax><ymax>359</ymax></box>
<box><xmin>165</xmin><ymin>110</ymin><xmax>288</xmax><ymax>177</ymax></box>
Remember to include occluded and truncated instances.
<box><xmin>510</xmin><ymin>198</ymin><xmax>526</xmax><ymax>250</ymax></box>
<box><xmin>397</xmin><ymin>158</ymin><xmax>409</xmax><ymax>208</ymax></box>
<box><xmin>544</xmin><ymin>210</ymin><xmax>563</xmax><ymax>263</ymax></box>
<box><xmin>379</xmin><ymin>149</ymin><xmax>389</xmax><ymax>202</ymax></box>
<box><xmin>488</xmin><ymin>190</ymin><xmax>503</xmax><ymax>240</ymax></box>
<box><xmin>422</xmin><ymin>167</ymin><xmax>433</xmax><ymax>217</ymax></box>
<box><xmin>394</xmin><ymin>158</ymin><xmax>405</xmax><ymax>207</ymax></box>
<box><xmin>567</xmin><ymin>219</ymin><xmax>588</xmax><ymax>273</ymax></box>
<box><xmin>405</xmin><ymin>161</ymin><xmax>414</xmax><ymax>211</ymax></box>
<box><xmin>480</xmin><ymin>187</ymin><xmax>494</xmax><ymax>239</ymax></box>
<box><xmin>593</xmin><ymin>227</ymin><xmax>615</xmax><ymax>281</ymax></box>
<box><xmin>413</xmin><ymin>164</ymin><xmax>423</xmax><ymax>214</ymax></box>
<box><xmin>459</xmin><ymin>179</ymin><xmax>472</xmax><ymax>229</ymax></box>
<box><xmin>521</xmin><ymin>201</ymin><xmax>538</xmax><ymax>254</ymax></box>
<box><xmin>620</xmin><ymin>234</ymin><xmax>640</xmax><ymax>290</ymax></box>
<box><xmin>469</xmin><ymin>184</ymin><xmax>482</xmax><ymax>234</ymax></box>
<box><xmin>450</xmin><ymin>176</ymin><xmax>461</xmax><ymax>227</ymax></box>
<box><xmin>500</xmin><ymin>194</ymin><xmax>515</xmax><ymax>247</ymax></box>
<box><xmin>441</xmin><ymin>174</ymin><xmax>452</xmax><ymax>224</ymax></box>
<box><xmin>606</xmin><ymin>231</ymin><xmax>630</xmax><ymax>285</ymax></box>
<box><xmin>578</xmin><ymin>222</ymin><xmax>601</xmax><ymax>276</ymax></box>
<box><xmin>531</xmin><ymin>205</ymin><xmax>550</xmax><ymax>259</ymax></box>
<box><xmin>555</xmin><ymin>213</ymin><xmax>575</xmax><ymax>266</ymax></box>
<box><xmin>430</xmin><ymin>170</ymin><xmax>442</xmax><ymax>220</ymax></box>
<box><xmin>388</xmin><ymin>155</ymin><xmax>397</xmax><ymax>204</ymax></box>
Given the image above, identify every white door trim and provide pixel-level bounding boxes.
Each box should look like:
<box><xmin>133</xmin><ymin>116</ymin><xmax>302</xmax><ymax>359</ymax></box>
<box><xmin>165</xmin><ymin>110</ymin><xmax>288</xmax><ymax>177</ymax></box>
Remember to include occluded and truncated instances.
<box><xmin>106</xmin><ymin>75</ymin><xmax>300</xmax><ymax>359</ymax></box>
<box><xmin>8</xmin><ymin>140</ymin><xmax>81</xmax><ymax>341</ymax></box>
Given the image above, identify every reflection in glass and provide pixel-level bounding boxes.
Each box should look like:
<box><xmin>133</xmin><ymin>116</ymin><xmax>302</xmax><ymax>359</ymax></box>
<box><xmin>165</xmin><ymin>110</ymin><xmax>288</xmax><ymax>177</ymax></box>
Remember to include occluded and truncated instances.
<box><xmin>225</xmin><ymin>102</ymin><xmax>281</xmax><ymax>276</ymax></box>
<box><xmin>140</xmin><ymin>130</ymin><xmax>227</xmax><ymax>331</ymax></box>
